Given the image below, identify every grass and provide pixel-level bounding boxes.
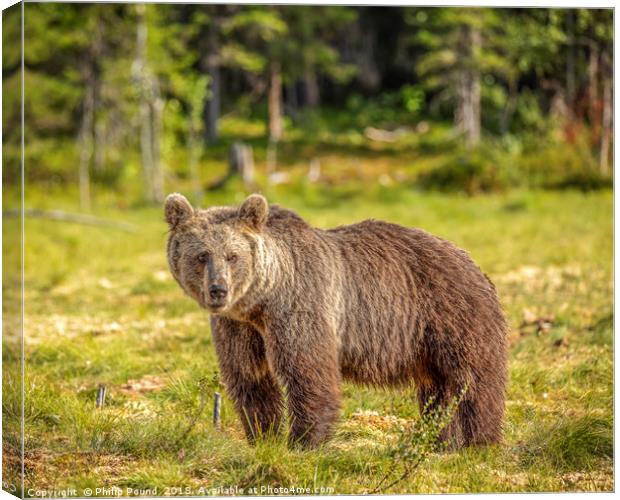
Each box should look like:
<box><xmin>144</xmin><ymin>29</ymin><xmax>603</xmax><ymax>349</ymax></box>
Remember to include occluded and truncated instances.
<box><xmin>2</xmin><ymin>126</ymin><xmax>613</xmax><ymax>495</ymax></box>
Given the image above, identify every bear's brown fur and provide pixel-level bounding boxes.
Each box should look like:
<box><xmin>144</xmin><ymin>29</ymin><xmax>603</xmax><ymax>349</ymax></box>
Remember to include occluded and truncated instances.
<box><xmin>165</xmin><ymin>193</ymin><xmax>507</xmax><ymax>449</ymax></box>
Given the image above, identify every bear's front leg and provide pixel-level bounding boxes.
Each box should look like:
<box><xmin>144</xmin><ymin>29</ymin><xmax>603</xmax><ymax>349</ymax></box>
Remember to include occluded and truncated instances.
<box><xmin>265</xmin><ymin>314</ymin><xmax>342</xmax><ymax>449</ymax></box>
<box><xmin>211</xmin><ymin>316</ymin><xmax>283</xmax><ymax>442</ymax></box>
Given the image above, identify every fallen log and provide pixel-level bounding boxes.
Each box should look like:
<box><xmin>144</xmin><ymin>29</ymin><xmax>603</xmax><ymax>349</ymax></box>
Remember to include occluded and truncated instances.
<box><xmin>364</xmin><ymin>126</ymin><xmax>412</xmax><ymax>142</ymax></box>
<box><xmin>3</xmin><ymin>208</ymin><xmax>137</xmax><ymax>232</ymax></box>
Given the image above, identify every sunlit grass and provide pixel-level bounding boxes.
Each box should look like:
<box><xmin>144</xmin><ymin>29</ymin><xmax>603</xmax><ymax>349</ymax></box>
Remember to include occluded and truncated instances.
<box><xmin>2</xmin><ymin>182</ymin><xmax>612</xmax><ymax>495</ymax></box>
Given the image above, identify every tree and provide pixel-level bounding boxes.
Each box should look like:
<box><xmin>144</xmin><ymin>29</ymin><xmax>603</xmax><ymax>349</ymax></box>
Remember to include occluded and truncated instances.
<box><xmin>3</xmin><ymin>3</ymin><xmax>23</xmax><ymax>186</ymax></box>
<box><xmin>187</xmin><ymin>4</ymin><xmax>229</xmax><ymax>144</ymax></box>
<box><xmin>131</xmin><ymin>3</ymin><xmax>201</xmax><ymax>203</ymax></box>
<box><xmin>183</xmin><ymin>5</ymin><xmax>286</xmax><ymax>144</ymax></box>
<box><xmin>495</xmin><ymin>9</ymin><xmax>566</xmax><ymax>134</ymax></box>
<box><xmin>275</xmin><ymin>6</ymin><xmax>356</xmax><ymax>110</ymax></box>
<box><xmin>407</xmin><ymin>8</ymin><xmax>508</xmax><ymax>147</ymax></box>
<box><xmin>574</xmin><ymin>9</ymin><xmax>613</xmax><ymax>174</ymax></box>
<box><xmin>132</xmin><ymin>3</ymin><xmax>164</xmax><ymax>204</ymax></box>
<box><xmin>220</xmin><ymin>6</ymin><xmax>288</xmax><ymax>141</ymax></box>
<box><xmin>222</xmin><ymin>5</ymin><xmax>355</xmax><ymax>141</ymax></box>
<box><xmin>12</xmin><ymin>3</ymin><xmax>613</xmax><ymax>201</ymax></box>
<box><xmin>23</xmin><ymin>3</ymin><xmax>134</xmax><ymax>207</ymax></box>
<box><xmin>186</xmin><ymin>75</ymin><xmax>209</xmax><ymax>201</ymax></box>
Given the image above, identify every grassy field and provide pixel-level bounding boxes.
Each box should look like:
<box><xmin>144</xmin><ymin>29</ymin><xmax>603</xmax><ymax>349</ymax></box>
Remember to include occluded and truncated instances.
<box><xmin>2</xmin><ymin>182</ymin><xmax>613</xmax><ymax>495</ymax></box>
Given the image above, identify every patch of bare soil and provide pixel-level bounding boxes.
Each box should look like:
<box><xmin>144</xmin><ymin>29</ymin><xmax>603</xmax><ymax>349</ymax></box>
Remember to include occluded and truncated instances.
<box><xmin>119</xmin><ymin>374</ymin><xmax>168</xmax><ymax>395</ymax></box>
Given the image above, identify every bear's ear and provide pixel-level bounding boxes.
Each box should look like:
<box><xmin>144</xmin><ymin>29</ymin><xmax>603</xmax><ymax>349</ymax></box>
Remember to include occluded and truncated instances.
<box><xmin>165</xmin><ymin>193</ymin><xmax>194</xmax><ymax>229</ymax></box>
<box><xmin>239</xmin><ymin>194</ymin><xmax>268</xmax><ymax>231</ymax></box>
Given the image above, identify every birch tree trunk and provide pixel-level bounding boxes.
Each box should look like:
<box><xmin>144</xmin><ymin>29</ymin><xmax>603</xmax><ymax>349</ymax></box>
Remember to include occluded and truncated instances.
<box><xmin>455</xmin><ymin>24</ymin><xmax>481</xmax><ymax>148</ymax></box>
<box><xmin>202</xmin><ymin>24</ymin><xmax>220</xmax><ymax>144</ymax></box>
<box><xmin>266</xmin><ymin>60</ymin><xmax>283</xmax><ymax>178</ymax></box>
<box><xmin>599</xmin><ymin>50</ymin><xmax>612</xmax><ymax>176</ymax></box>
<box><xmin>565</xmin><ymin>10</ymin><xmax>576</xmax><ymax>110</ymax></box>
<box><xmin>268</xmin><ymin>60</ymin><xmax>283</xmax><ymax>142</ymax></box>
<box><xmin>467</xmin><ymin>26</ymin><xmax>481</xmax><ymax>147</ymax></box>
<box><xmin>92</xmin><ymin>20</ymin><xmax>104</xmax><ymax>174</ymax></box>
<box><xmin>188</xmin><ymin>115</ymin><xmax>203</xmax><ymax>202</ymax></box>
<box><xmin>78</xmin><ymin>79</ymin><xmax>94</xmax><ymax>210</ymax></box>
<box><xmin>134</xmin><ymin>3</ymin><xmax>164</xmax><ymax>204</ymax></box>
<box><xmin>136</xmin><ymin>4</ymin><xmax>153</xmax><ymax>202</ymax></box>
<box><xmin>138</xmin><ymin>101</ymin><xmax>154</xmax><ymax>202</ymax></box>
<box><xmin>588</xmin><ymin>41</ymin><xmax>599</xmax><ymax>127</ymax></box>
<box><xmin>151</xmin><ymin>94</ymin><xmax>164</xmax><ymax>204</ymax></box>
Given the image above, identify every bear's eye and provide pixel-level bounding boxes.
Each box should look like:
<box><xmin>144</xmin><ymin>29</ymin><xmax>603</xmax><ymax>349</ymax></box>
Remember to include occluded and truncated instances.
<box><xmin>227</xmin><ymin>253</ymin><xmax>238</xmax><ymax>264</ymax></box>
<box><xmin>197</xmin><ymin>252</ymin><xmax>210</xmax><ymax>264</ymax></box>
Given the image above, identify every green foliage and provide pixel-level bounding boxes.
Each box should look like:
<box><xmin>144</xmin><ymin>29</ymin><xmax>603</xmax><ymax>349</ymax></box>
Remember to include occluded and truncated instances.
<box><xmin>400</xmin><ymin>85</ymin><xmax>426</xmax><ymax>114</ymax></box>
<box><xmin>408</xmin><ymin>8</ymin><xmax>508</xmax><ymax>104</ymax></box>
<box><xmin>417</xmin><ymin>128</ymin><xmax>611</xmax><ymax>194</ymax></box>
<box><xmin>220</xmin><ymin>5</ymin><xmax>355</xmax><ymax>84</ymax></box>
<box><xmin>4</xmin><ymin>5</ymin><xmax>613</xmax><ymax>200</ymax></box>
<box><xmin>498</xmin><ymin>9</ymin><xmax>567</xmax><ymax>80</ymax></box>
<box><xmin>417</xmin><ymin>145</ymin><xmax>514</xmax><ymax>194</ymax></box>
<box><xmin>520</xmin><ymin>132</ymin><xmax>612</xmax><ymax>191</ymax></box>
<box><xmin>512</xmin><ymin>89</ymin><xmax>547</xmax><ymax>132</ymax></box>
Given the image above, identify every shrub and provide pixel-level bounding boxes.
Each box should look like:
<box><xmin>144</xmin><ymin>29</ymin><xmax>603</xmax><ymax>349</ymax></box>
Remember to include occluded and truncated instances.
<box><xmin>369</xmin><ymin>389</ymin><xmax>466</xmax><ymax>493</ymax></box>
<box><xmin>416</xmin><ymin>144</ymin><xmax>519</xmax><ymax>195</ymax></box>
<box><xmin>520</xmin><ymin>135</ymin><xmax>612</xmax><ymax>191</ymax></box>
<box><xmin>416</xmin><ymin>129</ymin><xmax>612</xmax><ymax>194</ymax></box>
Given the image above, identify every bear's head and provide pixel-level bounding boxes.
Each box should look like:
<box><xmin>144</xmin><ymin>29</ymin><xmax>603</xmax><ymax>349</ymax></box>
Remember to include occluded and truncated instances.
<box><xmin>165</xmin><ymin>193</ymin><xmax>269</xmax><ymax>314</ymax></box>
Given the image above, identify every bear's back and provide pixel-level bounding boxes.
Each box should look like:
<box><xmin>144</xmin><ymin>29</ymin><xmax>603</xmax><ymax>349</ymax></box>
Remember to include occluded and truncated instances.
<box><xmin>266</xmin><ymin>204</ymin><xmax>310</xmax><ymax>228</ymax></box>
<box><xmin>326</xmin><ymin>219</ymin><xmax>490</xmax><ymax>286</ymax></box>
<box><xmin>315</xmin><ymin>219</ymin><xmax>502</xmax><ymax>387</ymax></box>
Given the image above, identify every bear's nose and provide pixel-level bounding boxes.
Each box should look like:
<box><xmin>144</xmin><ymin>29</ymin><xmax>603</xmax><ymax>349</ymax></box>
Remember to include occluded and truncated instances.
<box><xmin>208</xmin><ymin>284</ymin><xmax>228</xmax><ymax>300</ymax></box>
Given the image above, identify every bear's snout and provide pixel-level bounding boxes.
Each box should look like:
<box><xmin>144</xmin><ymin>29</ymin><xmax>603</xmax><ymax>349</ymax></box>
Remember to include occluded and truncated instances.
<box><xmin>208</xmin><ymin>283</ymin><xmax>228</xmax><ymax>301</ymax></box>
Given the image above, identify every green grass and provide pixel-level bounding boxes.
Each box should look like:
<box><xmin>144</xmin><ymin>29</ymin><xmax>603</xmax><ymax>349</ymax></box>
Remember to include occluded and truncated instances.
<box><xmin>2</xmin><ymin>181</ymin><xmax>612</xmax><ymax>495</ymax></box>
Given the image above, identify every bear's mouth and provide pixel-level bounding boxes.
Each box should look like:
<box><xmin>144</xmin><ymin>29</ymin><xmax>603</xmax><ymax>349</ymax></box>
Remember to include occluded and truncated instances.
<box><xmin>205</xmin><ymin>300</ymin><xmax>227</xmax><ymax>312</ymax></box>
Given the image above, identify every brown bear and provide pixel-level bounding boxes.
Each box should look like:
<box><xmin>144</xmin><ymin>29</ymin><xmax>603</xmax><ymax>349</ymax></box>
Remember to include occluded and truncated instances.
<box><xmin>165</xmin><ymin>193</ymin><xmax>507</xmax><ymax>449</ymax></box>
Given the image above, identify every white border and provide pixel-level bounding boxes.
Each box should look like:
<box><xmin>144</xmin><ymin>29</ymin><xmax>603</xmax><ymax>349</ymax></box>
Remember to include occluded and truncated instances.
<box><xmin>0</xmin><ymin>2</ymin><xmax>616</xmax><ymax>500</ymax></box>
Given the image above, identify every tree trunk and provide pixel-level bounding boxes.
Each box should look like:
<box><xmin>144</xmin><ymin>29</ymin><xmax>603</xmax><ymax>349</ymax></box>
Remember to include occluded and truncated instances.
<box><xmin>202</xmin><ymin>24</ymin><xmax>220</xmax><ymax>144</ymax></box>
<box><xmin>78</xmin><ymin>77</ymin><xmax>94</xmax><ymax>211</ymax></box>
<box><xmin>204</xmin><ymin>62</ymin><xmax>220</xmax><ymax>143</ymax></box>
<box><xmin>92</xmin><ymin>19</ymin><xmax>104</xmax><ymax>174</ymax></box>
<box><xmin>135</xmin><ymin>3</ymin><xmax>164</xmax><ymax>204</ymax></box>
<box><xmin>455</xmin><ymin>24</ymin><xmax>481</xmax><ymax>148</ymax></box>
<box><xmin>139</xmin><ymin>100</ymin><xmax>154</xmax><ymax>202</ymax></box>
<box><xmin>151</xmin><ymin>94</ymin><xmax>164</xmax><ymax>204</ymax></box>
<box><xmin>468</xmin><ymin>27</ymin><xmax>481</xmax><ymax>147</ymax></box>
<box><xmin>565</xmin><ymin>10</ymin><xmax>576</xmax><ymax>112</ymax></box>
<box><xmin>588</xmin><ymin>40</ymin><xmax>599</xmax><ymax>127</ymax></box>
<box><xmin>136</xmin><ymin>4</ymin><xmax>153</xmax><ymax>202</ymax></box>
<box><xmin>304</xmin><ymin>68</ymin><xmax>320</xmax><ymax>107</ymax></box>
<box><xmin>268</xmin><ymin>60</ymin><xmax>283</xmax><ymax>141</ymax></box>
<box><xmin>285</xmin><ymin>82</ymin><xmax>298</xmax><ymax>122</ymax></box>
<box><xmin>266</xmin><ymin>139</ymin><xmax>278</xmax><ymax>178</ymax></box>
<box><xmin>229</xmin><ymin>142</ymin><xmax>255</xmax><ymax>188</ymax></box>
<box><xmin>188</xmin><ymin>116</ymin><xmax>203</xmax><ymax>202</ymax></box>
<box><xmin>599</xmin><ymin>50</ymin><xmax>612</xmax><ymax>176</ymax></box>
<box><xmin>94</xmin><ymin>120</ymin><xmax>105</xmax><ymax>172</ymax></box>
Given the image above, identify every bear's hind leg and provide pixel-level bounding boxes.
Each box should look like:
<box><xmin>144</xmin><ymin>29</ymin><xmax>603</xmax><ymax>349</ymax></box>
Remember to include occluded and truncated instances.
<box><xmin>457</xmin><ymin>382</ymin><xmax>505</xmax><ymax>446</ymax></box>
<box><xmin>417</xmin><ymin>378</ymin><xmax>504</xmax><ymax>449</ymax></box>
<box><xmin>414</xmin><ymin>358</ymin><xmax>472</xmax><ymax>449</ymax></box>
<box><xmin>211</xmin><ymin>317</ymin><xmax>283</xmax><ymax>443</ymax></box>
<box><xmin>416</xmin><ymin>380</ymin><xmax>465</xmax><ymax>450</ymax></box>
